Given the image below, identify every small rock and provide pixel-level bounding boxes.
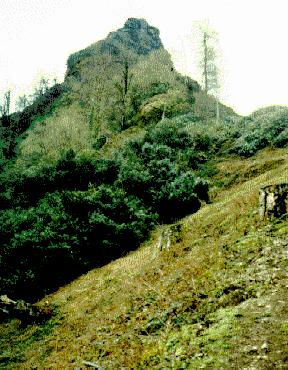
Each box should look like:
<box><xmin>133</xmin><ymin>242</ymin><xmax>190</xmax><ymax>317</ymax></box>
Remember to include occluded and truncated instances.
<box><xmin>261</xmin><ymin>342</ymin><xmax>269</xmax><ymax>351</ymax></box>
<box><xmin>243</xmin><ymin>345</ymin><xmax>258</xmax><ymax>354</ymax></box>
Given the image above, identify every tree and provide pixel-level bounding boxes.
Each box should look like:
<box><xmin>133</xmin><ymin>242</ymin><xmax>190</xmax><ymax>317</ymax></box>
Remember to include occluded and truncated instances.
<box><xmin>15</xmin><ymin>94</ymin><xmax>30</xmax><ymax>112</ymax></box>
<box><xmin>0</xmin><ymin>90</ymin><xmax>12</xmax><ymax>126</ymax></box>
<box><xmin>31</xmin><ymin>76</ymin><xmax>50</xmax><ymax>102</ymax></box>
<box><xmin>114</xmin><ymin>59</ymin><xmax>133</xmax><ymax>130</ymax></box>
<box><xmin>194</xmin><ymin>21</ymin><xmax>221</xmax><ymax>120</ymax></box>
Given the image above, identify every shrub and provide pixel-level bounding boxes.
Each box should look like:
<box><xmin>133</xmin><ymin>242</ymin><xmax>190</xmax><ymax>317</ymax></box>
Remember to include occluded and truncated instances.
<box><xmin>119</xmin><ymin>122</ymin><xmax>210</xmax><ymax>222</ymax></box>
<box><xmin>231</xmin><ymin>107</ymin><xmax>288</xmax><ymax>156</ymax></box>
<box><xmin>0</xmin><ymin>193</ymin><xmax>80</xmax><ymax>299</ymax></box>
<box><xmin>273</xmin><ymin>128</ymin><xmax>288</xmax><ymax>148</ymax></box>
<box><xmin>117</xmin><ymin>163</ymin><xmax>152</xmax><ymax>196</ymax></box>
<box><xmin>155</xmin><ymin>172</ymin><xmax>207</xmax><ymax>222</ymax></box>
<box><xmin>93</xmin><ymin>135</ymin><xmax>108</xmax><ymax>150</ymax></box>
<box><xmin>141</xmin><ymin>142</ymin><xmax>174</xmax><ymax>162</ymax></box>
<box><xmin>5</xmin><ymin>151</ymin><xmax>120</xmax><ymax>206</ymax></box>
<box><xmin>143</xmin><ymin>120</ymin><xmax>193</xmax><ymax>149</ymax></box>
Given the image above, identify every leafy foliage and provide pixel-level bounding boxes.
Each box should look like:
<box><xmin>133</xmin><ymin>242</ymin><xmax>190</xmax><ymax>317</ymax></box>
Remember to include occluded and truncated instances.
<box><xmin>119</xmin><ymin>120</ymin><xmax>209</xmax><ymax>221</ymax></box>
<box><xmin>0</xmin><ymin>186</ymin><xmax>157</xmax><ymax>299</ymax></box>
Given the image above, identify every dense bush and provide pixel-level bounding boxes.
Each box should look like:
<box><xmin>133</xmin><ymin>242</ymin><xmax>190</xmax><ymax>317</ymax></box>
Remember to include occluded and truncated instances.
<box><xmin>120</xmin><ymin>121</ymin><xmax>209</xmax><ymax>221</ymax></box>
<box><xmin>170</xmin><ymin>113</ymin><xmax>244</xmax><ymax>155</ymax></box>
<box><xmin>4</xmin><ymin>151</ymin><xmax>120</xmax><ymax>206</ymax></box>
<box><xmin>0</xmin><ymin>187</ymin><xmax>157</xmax><ymax>300</ymax></box>
<box><xmin>273</xmin><ymin>128</ymin><xmax>288</xmax><ymax>147</ymax></box>
<box><xmin>0</xmin><ymin>119</ymin><xmax>209</xmax><ymax>300</ymax></box>
<box><xmin>170</xmin><ymin>108</ymin><xmax>288</xmax><ymax>158</ymax></box>
<box><xmin>143</xmin><ymin>120</ymin><xmax>193</xmax><ymax>149</ymax></box>
<box><xmin>0</xmin><ymin>193</ymin><xmax>79</xmax><ymax>298</ymax></box>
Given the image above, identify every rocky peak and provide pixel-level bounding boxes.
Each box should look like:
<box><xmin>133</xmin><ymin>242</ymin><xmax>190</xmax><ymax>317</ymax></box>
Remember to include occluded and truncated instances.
<box><xmin>106</xmin><ymin>17</ymin><xmax>163</xmax><ymax>55</ymax></box>
<box><xmin>66</xmin><ymin>18</ymin><xmax>163</xmax><ymax>75</ymax></box>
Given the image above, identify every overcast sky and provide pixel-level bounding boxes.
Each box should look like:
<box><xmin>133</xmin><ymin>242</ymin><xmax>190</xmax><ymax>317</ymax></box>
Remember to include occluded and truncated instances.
<box><xmin>0</xmin><ymin>0</ymin><xmax>287</xmax><ymax>115</ymax></box>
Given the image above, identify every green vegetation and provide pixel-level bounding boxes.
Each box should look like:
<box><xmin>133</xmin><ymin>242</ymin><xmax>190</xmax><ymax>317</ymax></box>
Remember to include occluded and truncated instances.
<box><xmin>0</xmin><ymin>19</ymin><xmax>211</xmax><ymax>301</ymax></box>
<box><xmin>1</xmin><ymin>99</ymin><xmax>286</xmax><ymax>301</ymax></box>
<box><xmin>0</xmin><ymin>81</ymin><xmax>65</xmax><ymax>171</ymax></box>
<box><xmin>231</xmin><ymin>106</ymin><xmax>288</xmax><ymax>156</ymax></box>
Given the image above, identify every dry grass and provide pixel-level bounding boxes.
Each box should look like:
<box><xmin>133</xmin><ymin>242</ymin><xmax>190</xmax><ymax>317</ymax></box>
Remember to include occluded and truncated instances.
<box><xmin>0</xmin><ymin>147</ymin><xmax>287</xmax><ymax>368</ymax></box>
<box><xmin>210</xmin><ymin>147</ymin><xmax>288</xmax><ymax>199</ymax></box>
<box><xmin>15</xmin><ymin>103</ymin><xmax>94</xmax><ymax>171</ymax></box>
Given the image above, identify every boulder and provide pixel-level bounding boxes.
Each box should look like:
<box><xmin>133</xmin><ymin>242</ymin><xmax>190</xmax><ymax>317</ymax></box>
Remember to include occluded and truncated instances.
<box><xmin>259</xmin><ymin>183</ymin><xmax>288</xmax><ymax>220</ymax></box>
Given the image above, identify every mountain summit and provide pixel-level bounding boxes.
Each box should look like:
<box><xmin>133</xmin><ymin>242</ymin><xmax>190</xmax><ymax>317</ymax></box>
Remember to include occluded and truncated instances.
<box><xmin>107</xmin><ymin>18</ymin><xmax>163</xmax><ymax>54</ymax></box>
<box><xmin>61</xmin><ymin>17</ymin><xmax>203</xmax><ymax>136</ymax></box>
<box><xmin>66</xmin><ymin>18</ymin><xmax>163</xmax><ymax>80</ymax></box>
<box><xmin>14</xmin><ymin>18</ymin><xmax>235</xmax><ymax>174</ymax></box>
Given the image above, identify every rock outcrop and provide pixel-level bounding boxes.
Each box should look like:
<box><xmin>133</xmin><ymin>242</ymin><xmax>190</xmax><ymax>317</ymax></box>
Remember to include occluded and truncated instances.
<box><xmin>66</xmin><ymin>18</ymin><xmax>163</xmax><ymax>80</ymax></box>
<box><xmin>259</xmin><ymin>183</ymin><xmax>288</xmax><ymax>220</ymax></box>
<box><xmin>106</xmin><ymin>18</ymin><xmax>163</xmax><ymax>55</ymax></box>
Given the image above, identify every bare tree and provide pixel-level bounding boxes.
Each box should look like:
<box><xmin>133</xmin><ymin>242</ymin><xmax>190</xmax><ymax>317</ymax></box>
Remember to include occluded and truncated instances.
<box><xmin>114</xmin><ymin>59</ymin><xmax>133</xmax><ymax>130</ymax></box>
<box><xmin>31</xmin><ymin>77</ymin><xmax>50</xmax><ymax>102</ymax></box>
<box><xmin>15</xmin><ymin>94</ymin><xmax>30</xmax><ymax>112</ymax></box>
<box><xmin>194</xmin><ymin>21</ymin><xmax>221</xmax><ymax>120</ymax></box>
<box><xmin>0</xmin><ymin>90</ymin><xmax>11</xmax><ymax>116</ymax></box>
<box><xmin>0</xmin><ymin>90</ymin><xmax>12</xmax><ymax>125</ymax></box>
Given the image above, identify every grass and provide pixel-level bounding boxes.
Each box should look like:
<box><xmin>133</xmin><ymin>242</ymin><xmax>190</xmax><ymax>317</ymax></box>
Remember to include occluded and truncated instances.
<box><xmin>210</xmin><ymin>147</ymin><xmax>287</xmax><ymax>198</ymax></box>
<box><xmin>0</xmin><ymin>147</ymin><xmax>287</xmax><ymax>368</ymax></box>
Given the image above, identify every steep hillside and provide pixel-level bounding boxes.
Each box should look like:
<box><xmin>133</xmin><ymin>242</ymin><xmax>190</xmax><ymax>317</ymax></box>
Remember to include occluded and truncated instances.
<box><xmin>0</xmin><ymin>147</ymin><xmax>287</xmax><ymax>368</ymax></box>
<box><xmin>0</xmin><ymin>18</ymin><xmax>287</xmax><ymax>369</ymax></box>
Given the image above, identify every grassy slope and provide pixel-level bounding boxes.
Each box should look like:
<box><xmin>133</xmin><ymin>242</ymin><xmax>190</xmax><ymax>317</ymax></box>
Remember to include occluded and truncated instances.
<box><xmin>0</xmin><ymin>147</ymin><xmax>287</xmax><ymax>369</ymax></box>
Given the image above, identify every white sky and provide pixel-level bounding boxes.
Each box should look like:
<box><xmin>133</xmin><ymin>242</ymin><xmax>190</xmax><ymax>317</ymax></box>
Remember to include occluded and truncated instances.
<box><xmin>0</xmin><ymin>0</ymin><xmax>287</xmax><ymax>115</ymax></box>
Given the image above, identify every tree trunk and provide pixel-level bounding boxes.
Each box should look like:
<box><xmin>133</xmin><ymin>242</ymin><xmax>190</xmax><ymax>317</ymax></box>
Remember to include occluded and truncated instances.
<box><xmin>203</xmin><ymin>33</ymin><xmax>208</xmax><ymax>94</ymax></box>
